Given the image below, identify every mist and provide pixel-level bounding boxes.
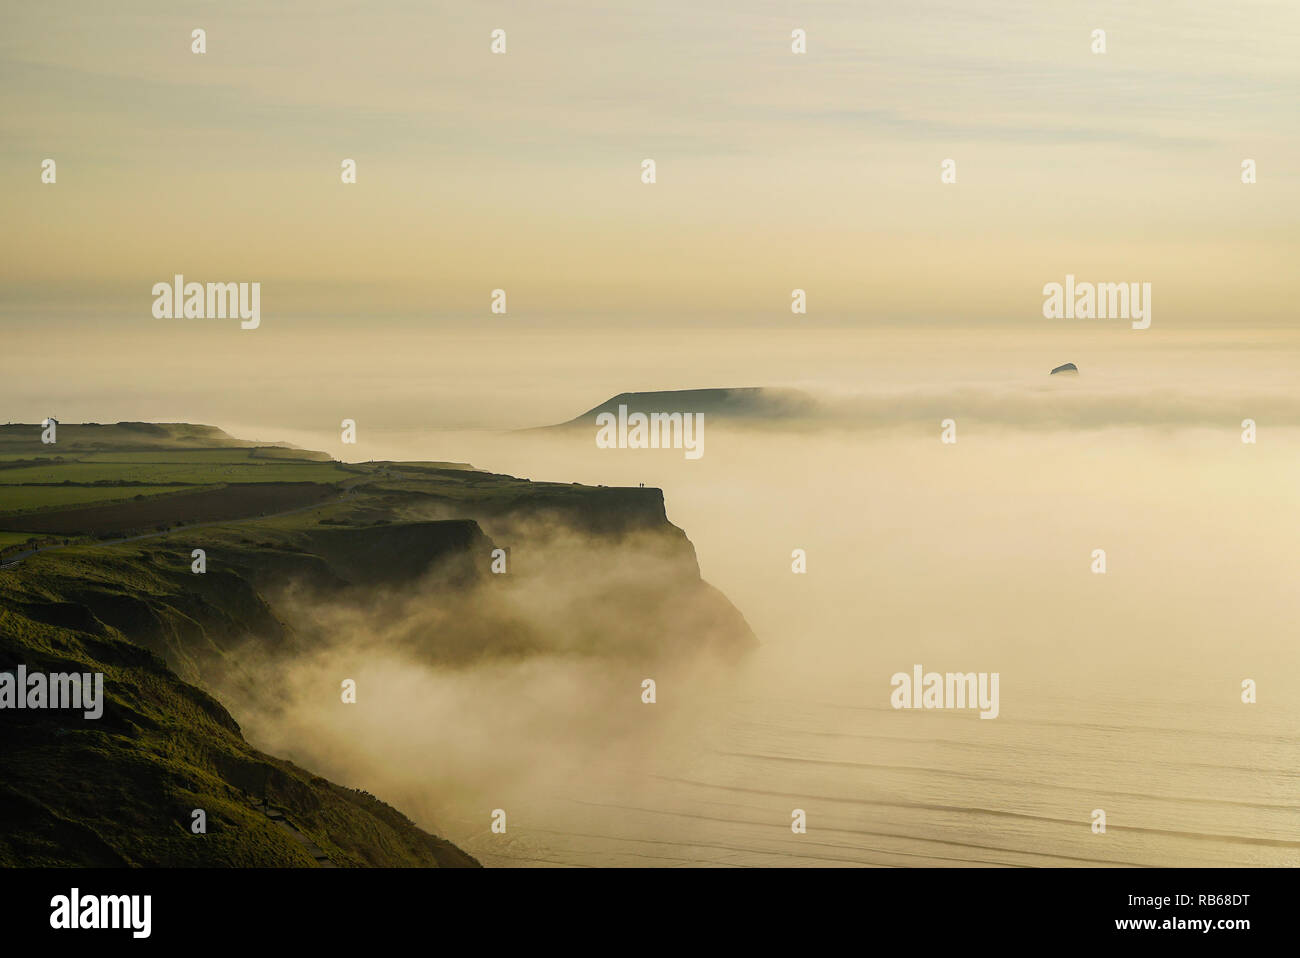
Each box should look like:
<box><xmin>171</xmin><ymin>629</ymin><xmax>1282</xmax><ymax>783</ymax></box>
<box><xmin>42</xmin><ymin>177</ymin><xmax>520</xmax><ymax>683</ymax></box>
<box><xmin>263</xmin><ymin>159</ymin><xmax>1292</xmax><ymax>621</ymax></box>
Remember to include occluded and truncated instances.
<box><xmin>213</xmin><ymin>370</ymin><xmax>1300</xmax><ymax>865</ymax></box>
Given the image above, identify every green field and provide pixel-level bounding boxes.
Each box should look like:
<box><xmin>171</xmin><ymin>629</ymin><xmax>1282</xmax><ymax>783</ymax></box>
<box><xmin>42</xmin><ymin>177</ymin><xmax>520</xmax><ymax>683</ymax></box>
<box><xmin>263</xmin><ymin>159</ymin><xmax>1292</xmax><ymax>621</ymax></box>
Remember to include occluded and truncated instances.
<box><xmin>0</xmin><ymin>421</ymin><xmax>260</xmax><ymax>452</ymax></box>
<box><xmin>0</xmin><ymin>431</ymin><xmax>362</xmax><ymax>538</ymax></box>
<box><xmin>0</xmin><ymin>484</ymin><xmax>201</xmax><ymax>514</ymax></box>
<box><xmin>0</xmin><ymin>483</ymin><xmax>339</xmax><ymax>537</ymax></box>
<box><xmin>0</xmin><ymin>531</ymin><xmax>36</xmax><ymax>548</ymax></box>
<box><xmin>0</xmin><ymin>460</ymin><xmax>353</xmax><ymax>484</ymax></box>
<box><xmin>79</xmin><ymin>447</ymin><xmax>332</xmax><ymax>463</ymax></box>
<box><xmin>248</xmin><ymin>446</ymin><xmax>334</xmax><ymax>461</ymax></box>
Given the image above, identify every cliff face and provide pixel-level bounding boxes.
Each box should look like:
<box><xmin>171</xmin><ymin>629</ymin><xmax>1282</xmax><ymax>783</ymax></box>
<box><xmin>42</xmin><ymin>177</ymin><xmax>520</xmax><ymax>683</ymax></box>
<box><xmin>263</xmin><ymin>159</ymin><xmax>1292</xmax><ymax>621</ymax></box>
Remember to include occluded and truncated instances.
<box><xmin>0</xmin><ymin>463</ymin><xmax>755</xmax><ymax>867</ymax></box>
<box><xmin>347</xmin><ymin>477</ymin><xmax>756</xmax><ymax>662</ymax></box>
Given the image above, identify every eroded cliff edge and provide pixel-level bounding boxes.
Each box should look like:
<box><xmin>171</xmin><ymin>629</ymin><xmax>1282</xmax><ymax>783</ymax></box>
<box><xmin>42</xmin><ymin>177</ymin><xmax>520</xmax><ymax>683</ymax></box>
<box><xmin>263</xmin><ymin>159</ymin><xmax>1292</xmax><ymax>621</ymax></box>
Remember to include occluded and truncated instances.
<box><xmin>0</xmin><ymin>456</ymin><xmax>754</xmax><ymax>866</ymax></box>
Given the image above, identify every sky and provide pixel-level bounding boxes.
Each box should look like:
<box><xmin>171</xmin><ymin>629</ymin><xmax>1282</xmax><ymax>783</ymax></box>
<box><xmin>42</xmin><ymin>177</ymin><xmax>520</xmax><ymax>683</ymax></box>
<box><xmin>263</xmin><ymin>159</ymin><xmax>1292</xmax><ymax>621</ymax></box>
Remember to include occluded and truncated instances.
<box><xmin>3</xmin><ymin>0</ymin><xmax>1298</xmax><ymax>328</ymax></box>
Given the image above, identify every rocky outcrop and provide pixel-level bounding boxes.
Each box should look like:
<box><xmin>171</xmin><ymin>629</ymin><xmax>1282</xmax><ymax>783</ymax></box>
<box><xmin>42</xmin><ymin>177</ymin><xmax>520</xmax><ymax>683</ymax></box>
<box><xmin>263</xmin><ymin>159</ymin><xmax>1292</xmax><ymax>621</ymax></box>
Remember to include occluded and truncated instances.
<box><xmin>544</xmin><ymin>386</ymin><xmax>819</xmax><ymax>428</ymax></box>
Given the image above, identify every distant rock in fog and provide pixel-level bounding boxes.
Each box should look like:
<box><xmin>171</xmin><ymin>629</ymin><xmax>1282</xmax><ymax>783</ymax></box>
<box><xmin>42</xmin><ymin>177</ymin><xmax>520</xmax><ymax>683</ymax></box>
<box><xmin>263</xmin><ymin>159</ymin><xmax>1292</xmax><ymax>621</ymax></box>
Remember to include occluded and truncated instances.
<box><xmin>541</xmin><ymin>386</ymin><xmax>819</xmax><ymax>429</ymax></box>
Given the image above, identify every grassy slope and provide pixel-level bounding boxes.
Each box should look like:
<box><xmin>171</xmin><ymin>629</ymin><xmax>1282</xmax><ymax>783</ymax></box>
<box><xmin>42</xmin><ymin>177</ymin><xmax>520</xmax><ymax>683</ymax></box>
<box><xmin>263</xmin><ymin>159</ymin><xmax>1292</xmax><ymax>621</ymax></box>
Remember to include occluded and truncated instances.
<box><xmin>0</xmin><ymin>428</ymin><xmax>359</xmax><ymax>549</ymax></box>
<box><xmin>0</xmin><ymin>422</ymin><xmax>262</xmax><ymax>452</ymax></box>
<box><xmin>0</xmin><ymin>485</ymin><xmax>203</xmax><ymax>515</ymax></box>
<box><xmin>0</xmin><ymin>423</ymin><xmax>754</xmax><ymax>867</ymax></box>
<box><xmin>0</xmin><ymin>425</ymin><xmax>354</xmax><ymax>531</ymax></box>
<box><xmin>0</xmin><ymin>461</ymin><xmax>352</xmax><ymax>484</ymax></box>
<box><xmin>0</xmin><ymin>590</ymin><xmax>477</xmax><ymax>867</ymax></box>
<box><xmin>0</xmin><ymin>426</ymin><xmax>481</xmax><ymax>867</ymax></box>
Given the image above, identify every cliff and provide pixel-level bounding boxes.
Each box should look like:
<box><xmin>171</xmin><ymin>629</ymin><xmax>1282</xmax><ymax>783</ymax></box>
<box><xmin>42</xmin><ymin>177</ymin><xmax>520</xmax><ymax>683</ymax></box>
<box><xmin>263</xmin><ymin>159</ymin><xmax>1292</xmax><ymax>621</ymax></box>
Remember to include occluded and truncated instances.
<box><xmin>0</xmin><ymin>426</ymin><xmax>756</xmax><ymax>866</ymax></box>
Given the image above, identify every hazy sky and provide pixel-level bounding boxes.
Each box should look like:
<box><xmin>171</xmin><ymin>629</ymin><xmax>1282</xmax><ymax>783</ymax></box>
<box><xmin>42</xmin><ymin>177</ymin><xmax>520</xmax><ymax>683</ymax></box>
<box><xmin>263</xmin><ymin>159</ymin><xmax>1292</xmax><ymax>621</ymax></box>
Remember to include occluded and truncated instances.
<box><xmin>3</xmin><ymin>0</ymin><xmax>1298</xmax><ymax>326</ymax></box>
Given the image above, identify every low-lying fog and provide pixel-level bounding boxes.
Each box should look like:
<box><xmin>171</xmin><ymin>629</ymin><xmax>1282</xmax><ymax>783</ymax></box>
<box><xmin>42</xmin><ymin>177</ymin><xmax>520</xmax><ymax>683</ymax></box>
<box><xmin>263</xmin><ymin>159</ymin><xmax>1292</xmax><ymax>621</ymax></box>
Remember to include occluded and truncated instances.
<box><xmin>210</xmin><ymin>329</ymin><xmax>1299</xmax><ymax>867</ymax></box>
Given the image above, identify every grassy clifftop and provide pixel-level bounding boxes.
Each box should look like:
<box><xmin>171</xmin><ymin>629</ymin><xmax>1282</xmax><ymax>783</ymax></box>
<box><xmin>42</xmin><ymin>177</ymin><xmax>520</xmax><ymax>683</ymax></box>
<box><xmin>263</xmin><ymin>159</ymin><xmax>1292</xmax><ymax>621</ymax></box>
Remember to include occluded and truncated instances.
<box><xmin>0</xmin><ymin>423</ymin><xmax>756</xmax><ymax>867</ymax></box>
